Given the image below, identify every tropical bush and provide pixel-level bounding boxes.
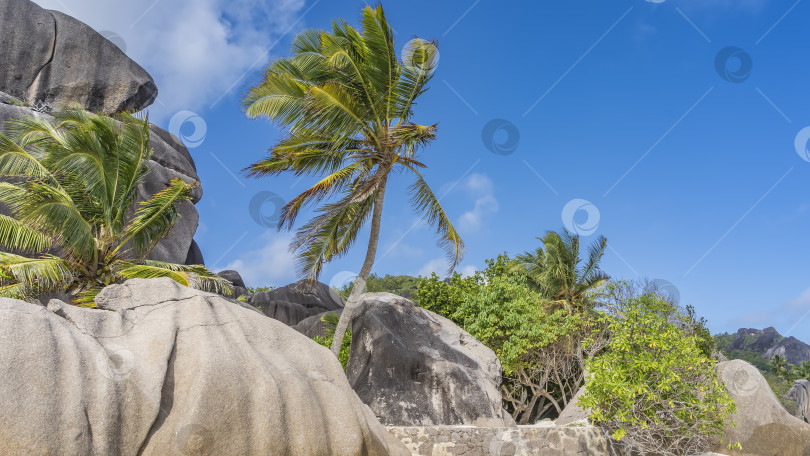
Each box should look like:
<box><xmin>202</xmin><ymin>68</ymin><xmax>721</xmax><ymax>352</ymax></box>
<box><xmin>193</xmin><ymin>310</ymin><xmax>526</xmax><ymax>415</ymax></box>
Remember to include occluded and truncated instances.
<box><xmin>418</xmin><ymin>254</ymin><xmax>609</xmax><ymax>424</ymax></box>
<box><xmin>0</xmin><ymin>109</ymin><xmax>230</xmax><ymax>304</ymax></box>
<box><xmin>579</xmin><ymin>293</ymin><xmax>736</xmax><ymax>456</ymax></box>
<box><xmin>337</xmin><ymin>273</ymin><xmax>421</xmax><ymax>302</ymax></box>
<box><xmin>312</xmin><ymin>312</ymin><xmax>351</xmax><ymax>369</ymax></box>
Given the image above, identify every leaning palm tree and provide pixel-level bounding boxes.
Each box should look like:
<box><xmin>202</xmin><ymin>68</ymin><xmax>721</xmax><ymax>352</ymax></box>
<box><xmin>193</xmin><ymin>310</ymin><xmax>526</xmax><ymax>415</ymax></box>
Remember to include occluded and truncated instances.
<box><xmin>243</xmin><ymin>5</ymin><xmax>463</xmax><ymax>355</ymax></box>
<box><xmin>508</xmin><ymin>229</ymin><xmax>608</xmax><ymax>311</ymax></box>
<box><xmin>0</xmin><ymin>108</ymin><xmax>231</xmax><ymax>305</ymax></box>
<box><xmin>796</xmin><ymin>361</ymin><xmax>810</xmax><ymax>380</ymax></box>
<box><xmin>769</xmin><ymin>354</ymin><xmax>788</xmax><ymax>378</ymax></box>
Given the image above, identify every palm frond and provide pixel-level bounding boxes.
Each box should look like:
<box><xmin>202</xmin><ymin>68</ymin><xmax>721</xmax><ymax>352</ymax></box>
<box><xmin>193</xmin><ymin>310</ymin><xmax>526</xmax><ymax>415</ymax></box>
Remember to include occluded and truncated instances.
<box><xmin>407</xmin><ymin>170</ymin><xmax>464</xmax><ymax>273</ymax></box>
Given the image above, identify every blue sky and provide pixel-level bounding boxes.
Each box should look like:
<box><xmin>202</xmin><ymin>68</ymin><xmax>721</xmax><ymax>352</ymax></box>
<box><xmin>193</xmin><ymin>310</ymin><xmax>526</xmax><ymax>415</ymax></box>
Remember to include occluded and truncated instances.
<box><xmin>35</xmin><ymin>0</ymin><xmax>810</xmax><ymax>338</ymax></box>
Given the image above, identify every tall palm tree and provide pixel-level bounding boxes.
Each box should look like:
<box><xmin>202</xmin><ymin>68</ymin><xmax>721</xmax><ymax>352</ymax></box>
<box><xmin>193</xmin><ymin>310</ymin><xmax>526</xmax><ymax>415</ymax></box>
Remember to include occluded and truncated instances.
<box><xmin>0</xmin><ymin>108</ymin><xmax>231</xmax><ymax>304</ymax></box>
<box><xmin>243</xmin><ymin>5</ymin><xmax>463</xmax><ymax>355</ymax></box>
<box><xmin>796</xmin><ymin>361</ymin><xmax>810</xmax><ymax>380</ymax></box>
<box><xmin>769</xmin><ymin>354</ymin><xmax>788</xmax><ymax>378</ymax></box>
<box><xmin>508</xmin><ymin>229</ymin><xmax>608</xmax><ymax>311</ymax></box>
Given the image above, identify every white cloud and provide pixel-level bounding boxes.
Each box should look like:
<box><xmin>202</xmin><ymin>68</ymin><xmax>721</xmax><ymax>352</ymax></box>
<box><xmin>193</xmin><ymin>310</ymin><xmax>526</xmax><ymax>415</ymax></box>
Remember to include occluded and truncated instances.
<box><xmin>417</xmin><ymin>258</ymin><xmax>447</xmax><ymax>278</ymax></box>
<box><xmin>32</xmin><ymin>0</ymin><xmax>306</xmax><ymax>122</ymax></box>
<box><xmin>222</xmin><ymin>233</ymin><xmax>297</xmax><ymax>287</ymax></box>
<box><xmin>417</xmin><ymin>258</ymin><xmax>476</xmax><ymax>278</ymax></box>
<box><xmin>457</xmin><ymin>173</ymin><xmax>498</xmax><ymax>233</ymax></box>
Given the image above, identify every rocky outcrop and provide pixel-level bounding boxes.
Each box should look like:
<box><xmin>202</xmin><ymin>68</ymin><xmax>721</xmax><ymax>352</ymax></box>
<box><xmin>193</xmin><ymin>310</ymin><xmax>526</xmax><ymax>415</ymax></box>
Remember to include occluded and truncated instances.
<box><xmin>250</xmin><ymin>280</ymin><xmax>344</xmax><ymax>326</ymax></box>
<box><xmin>293</xmin><ymin>310</ymin><xmax>343</xmax><ymax>338</ymax></box>
<box><xmin>0</xmin><ymin>278</ymin><xmax>409</xmax><ymax>455</ymax></box>
<box><xmin>346</xmin><ymin>293</ymin><xmax>513</xmax><ymax>427</ymax></box>
<box><xmin>0</xmin><ymin>95</ymin><xmax>201</xmax><ymax>265</ymax></box>
<box><xmin>555</xmin><ymin>387</ymin><xmax>590</xmax><ymax>426</ymax></box>
<box><xmin>719</xmin><ymin>327</ymin><xmax>810</xmax><ymax>365</ymax></box>
<box><xmin>217</xmin><ymin>269</ymin><xmax>248</xmax><ymax>298</ymax></box>
<box><xmin>0</xmin><ymin>0</ymin><xmax>157</xmax><ymax>114</ymax></box>
<box><xmin>788</xmin><ymin>380</ymin><xmax>810</xmax><ymax>424</ymax></box>
<box><xmin>714</xmin><ymin>360</ymin><xmax>810</xmax><ymax>456</ymax></box>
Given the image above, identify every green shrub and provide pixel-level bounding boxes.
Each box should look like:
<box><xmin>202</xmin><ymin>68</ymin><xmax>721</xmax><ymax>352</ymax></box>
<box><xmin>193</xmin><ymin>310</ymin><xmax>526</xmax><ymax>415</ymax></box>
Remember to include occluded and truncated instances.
<box><xmin>580</xmin><ymin>294</ymin><xmax>736</xmax><ymax>456</ymax></box>
<box><xmin>338</xmin><ymin>273</ymin><xmax>422</xmax><ymax>302</ymax></box>
<box><xmin>312</xmin><ymin>312</ymin><xmax>350</xmax><ymax>369</ymax></box>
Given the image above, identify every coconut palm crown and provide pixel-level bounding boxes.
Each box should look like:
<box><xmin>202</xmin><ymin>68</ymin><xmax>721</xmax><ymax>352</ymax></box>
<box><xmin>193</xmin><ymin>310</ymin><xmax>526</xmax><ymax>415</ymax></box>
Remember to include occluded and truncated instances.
<box><xmin>243</xmin><ymin>5</ymin><xmax>464</xmax><ymax>354</ymax></box>
<box><xmin>509</xmin><ymin>229</ymin><xmax>609</xmax><ymax>311</ymax></box>
<box><xmin>0</xmin><ymin>108</ymin><xmax>231</xmax><ymax>305</ymax></box>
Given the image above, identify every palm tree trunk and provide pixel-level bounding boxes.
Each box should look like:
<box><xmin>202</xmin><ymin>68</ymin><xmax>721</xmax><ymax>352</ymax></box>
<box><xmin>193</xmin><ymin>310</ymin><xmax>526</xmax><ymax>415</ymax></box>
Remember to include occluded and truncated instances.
<box><xmin>330</xmin><ymin>176</ymin><xmax>388</xmax><ymax>356</ymax></box>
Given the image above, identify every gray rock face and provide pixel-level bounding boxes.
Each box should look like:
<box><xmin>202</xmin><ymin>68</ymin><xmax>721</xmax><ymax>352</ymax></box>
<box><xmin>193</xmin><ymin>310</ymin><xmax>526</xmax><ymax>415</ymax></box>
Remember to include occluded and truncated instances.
<box><xmin>0</xmin><ymin>278</ymin><xmax>409</xmax><ymax>455</ymax></box>
<box><xmin>250</xmin><ymin>280</ymin><xmax>344</xmax><ymax>326</ymax></box>
<box><xmin>788</xmin><ymin>380</ymin><xmax>810</xmax><ymax>424</ymax></box>
<box><xmin>346</xmin><ymin>293</ymin><xmax>513</xmax><ymax>427</ymax></box>
<box><xmin>217</xmin><ymin>270</ymin><xmax>248</xmax><ymax>298</ymax></box>
<box><xmin>0</xmin><ymin>0</ymin><xmax>157</xmax><ymax>114</ymax></box>
<box><xmin>293</xmin><ymin>310</ymin><xmax>343</xmax><ymax>339</ymax></box>
<box><xmin>714</xmin><ymin>360</ymin><xmax>810</xmax><ymax>456</ymax></box>
<box><xmin>184</xmin><ymin>239</ymin><xmax>204</xmax><ymax>265</ymax></box>
<box><xmin>555</xmin><ymin>387</ymin><xmax>590</xmax><ymax>426</ymax></box>
<box><xmin>723</xmin><ymin>327</ymin><xmax>810</xmax><ymax>366</ymax></box>
<box><xmin>0</xmin><ymin>98</ymin><xmax>201</xmax><ymax>265</ymax></box>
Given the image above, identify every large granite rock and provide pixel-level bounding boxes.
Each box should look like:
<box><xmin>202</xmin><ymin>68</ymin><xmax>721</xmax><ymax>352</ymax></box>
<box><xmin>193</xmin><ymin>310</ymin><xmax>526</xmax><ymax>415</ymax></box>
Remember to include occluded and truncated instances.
<box><xmin>714</xmin><ymin>360</ymin><xmax>810</xmax><ymax>456</ymax></box>
<box><xmin>346</xmin><ymin>293</ymin><xmax>513</xmax><ymax>427</ymax></box>
<box><xmin>0</xmin><ymin>278</ymin><xmax>408</xmax><ymax>455</ymax></box>
<box><xmin>250</xmin><ymin>280</ymin><xmax>344</xmax><ymax>326</ymax></box>
<box><xmin>217</xmin><ymin>269</ymin><xmax>248</xmax><ymax>298</ymax></box>
<box><xmin>293</xmin><ymin>309</ymin><xmax>343</xmax><ymax>339</ymax></box>
<box><xmin>0</xmin><ymin>0</ymin><xmax>157</xmax><ymax>114</ymax></box>
<box><xmin>0</xmin><ymin>98</ymin><xmax>201</xmax><ymax>265</ymax></box>
<box><xmin>555</xmin><ymin>387</ymin><xmax>590</xmax><ymax>426</ymax></box>
<box><xmin>789</xmin><ymin>380</ymin><xmax>810</xmax><ymax>424</ymax></box>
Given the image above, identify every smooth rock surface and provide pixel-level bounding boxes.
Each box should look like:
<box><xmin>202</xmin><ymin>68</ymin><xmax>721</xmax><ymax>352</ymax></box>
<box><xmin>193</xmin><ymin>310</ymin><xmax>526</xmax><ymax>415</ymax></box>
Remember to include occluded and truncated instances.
<box><xmin>347</xmin><ymin>293</ymin><xmax>513</xmax><ymax>427</ymax></box>
<box><xmin>0</xmin><ymin>0</ymin><xmax>157</xmax><ymax>113</ymax></box>
<box><xmin>788</xmin><ymin>380</ymin><xmax>810</xmax><ymax>424</ymax></box>
<box><xmin>714</xmin><ymin>359</ymin><xmax>810</xmax><ymax>455</ymax></box>
<box><xmin>555</xmin><ymin>387</ymin><xmax>590</xmax><ymax>426</ymax></box>
<box><xmin>0</xmin><ymin>278</ymin><xmax>408</xmax><ymax>455</ymax></box>
<box><xmin>217</xmin><ymin>269</ymin><xmax>248</xmax><ymax>298</ymax></box>
<box><xmin>250</xmin><ymin>280</ymin><xmax>344</xmax><ymax>326</ymax></box>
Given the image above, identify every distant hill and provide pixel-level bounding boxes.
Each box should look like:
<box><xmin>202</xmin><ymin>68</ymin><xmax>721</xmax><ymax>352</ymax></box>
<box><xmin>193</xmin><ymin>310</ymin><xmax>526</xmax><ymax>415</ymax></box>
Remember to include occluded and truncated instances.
<box><xmin>715</xmin><ymin>327</ymin><xmax>810</xmax><ymax>367</ymax></box>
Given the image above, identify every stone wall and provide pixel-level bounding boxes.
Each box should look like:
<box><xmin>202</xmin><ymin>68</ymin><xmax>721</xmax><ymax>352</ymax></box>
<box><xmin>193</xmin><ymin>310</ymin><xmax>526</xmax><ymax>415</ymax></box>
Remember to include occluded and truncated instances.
<box><xmin>387</xmin><ymin>424</ymin><xmax>617</xmax><ymax>456</ymax></box>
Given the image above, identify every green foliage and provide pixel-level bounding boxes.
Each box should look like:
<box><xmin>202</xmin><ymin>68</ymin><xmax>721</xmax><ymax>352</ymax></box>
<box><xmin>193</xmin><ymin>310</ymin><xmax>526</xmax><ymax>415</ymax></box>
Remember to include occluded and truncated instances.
<box><xmin>417</xmin><ymin>254</ymin><xmax>609</xmax><ymax>424</ymax></box>
<box><xmin>247</xmin><ymin>286</ymin><xmax>273</xmax><ymax>294</ymax></box>
<box><xmin>508</xmin><ymin>230</ymin><xmax>608</xmax><ymax>311</ymax></box>
<box><xmin>0</xmin><ymin>109</ymin><xmax>231</xmax><ymax>304</ymax></box>
<box><xmin>580</xmin><ymin>294</ymin><xmax>736</xmax><ymax>456</ymax></box>
<box><xmin>337</xmin><ymin>273</ymin><xmax>421</xmax><ymax>302</ymax></box>
<box><xmin>313</xmin><ymin>312</ymin><xmax>351</xmax><ymax>369</ymax></box>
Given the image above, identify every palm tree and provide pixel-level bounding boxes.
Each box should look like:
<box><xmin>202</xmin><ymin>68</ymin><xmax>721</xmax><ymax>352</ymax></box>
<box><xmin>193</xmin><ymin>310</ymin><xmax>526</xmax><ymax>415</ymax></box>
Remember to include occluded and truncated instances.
<box><xmin>796</xmin><ymin>361</ymin><xmax>810</xmax><ymax>380</ymax></box>
<box><xmin>769</xmin><ymin>354</ymin><xmax>788</xmax><ymax>378</ymax></box>
<box><xmin>243</xmin><ymin>5</ymin><xmax>463</xmax><ymax>355</ymax></box>
<box><xmin>508</xmin><ymin>229</ymin><xmax>608</xmax><ymax>311</ymax></box>
<box><xmin>0</xmin><ymin>108</ymin><xmax>231</xmax><ymax>304</ymax></box>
